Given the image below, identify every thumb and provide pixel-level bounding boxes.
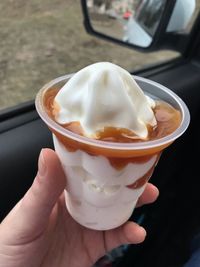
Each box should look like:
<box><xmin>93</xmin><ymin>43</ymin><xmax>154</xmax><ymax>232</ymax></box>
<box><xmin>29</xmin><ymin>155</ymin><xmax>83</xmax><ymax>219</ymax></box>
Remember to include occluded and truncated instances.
<box><xmin>0</xmin><ymin>148</ymin><xmax>66</xmax><ymax>244</ymax></box>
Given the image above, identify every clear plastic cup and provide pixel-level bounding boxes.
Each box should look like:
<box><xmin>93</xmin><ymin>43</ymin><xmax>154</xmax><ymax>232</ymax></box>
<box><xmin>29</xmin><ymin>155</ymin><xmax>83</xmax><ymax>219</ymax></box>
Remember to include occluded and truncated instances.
<box><xmin>35</xmin><ymin>74</ymin><xmax>190</xmax><ymax>230</ymax></box>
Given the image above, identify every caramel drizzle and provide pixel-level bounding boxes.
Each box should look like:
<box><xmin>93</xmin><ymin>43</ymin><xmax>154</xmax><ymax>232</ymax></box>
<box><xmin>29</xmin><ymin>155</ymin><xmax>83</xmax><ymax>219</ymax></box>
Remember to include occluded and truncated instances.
<box><xmin>43</xmin><ymin>88</ymin><xmax>59</xmax><ymax>120</ymax></box>
<box><xmin>126</xmin><ymin>165</ymin><xmax>155</xmax><ymax>190</ymax></box>
<box><xmin>44</xmin><ymin>87</ymin><xmax>182</xmax><ymax>143</ymax></box>
<box><xmin>61</xmin><ymin>141</ymin><xmax>157</xmax><ymax>170</ymax></box>
<box><xmin>43</xmin><ymin>87</ymin><xmax>181</xmax><ymax>171</ymax></box>
<box><xmin>107</xmin><ymin>154</ymin><xmax>156</xmax><ymax>170</ymax></box>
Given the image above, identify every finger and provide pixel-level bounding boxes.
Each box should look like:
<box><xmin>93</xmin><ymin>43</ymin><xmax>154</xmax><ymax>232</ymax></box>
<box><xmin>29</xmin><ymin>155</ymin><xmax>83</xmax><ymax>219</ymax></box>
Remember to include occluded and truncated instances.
<box><xmin>21</xmin><ymin>148</ymin><xmax>66</xmax><ymax>224</ymax></box>
<box><xmin>1</xmin><ymin>148</ymin><xmax>66</xmax><ymax>243</ymax></box>
<box><xmin>136</xmin><ymin>183</ymin><xmax>159</xmax><ymax>208</ymax></box>
<box><xmin>103</xmin><ymin>221</ymin><xmax>146</xmax><ymax>252</ymax></box>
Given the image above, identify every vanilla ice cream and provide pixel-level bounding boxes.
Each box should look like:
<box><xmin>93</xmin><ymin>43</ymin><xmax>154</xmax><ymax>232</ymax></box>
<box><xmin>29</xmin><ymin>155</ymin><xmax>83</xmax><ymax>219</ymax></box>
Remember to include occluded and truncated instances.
<box><xmin>53</xmin><ymin>135</ymin><xmax>159</xmax><ymax>230</ymax></box>
<box><xmin>49</xmin><ymin>62</ymin><xmax>159</xmax><ymax>230</ymax></box>
<box><xmin>36</xmin><ymin>62</ymin><xmax>188</xmax><ymax>230</ymax></box>
<box><xmin>53</xmin><ymin>62</ymin><xmax>157</xmax><ymax>139</ymax></box>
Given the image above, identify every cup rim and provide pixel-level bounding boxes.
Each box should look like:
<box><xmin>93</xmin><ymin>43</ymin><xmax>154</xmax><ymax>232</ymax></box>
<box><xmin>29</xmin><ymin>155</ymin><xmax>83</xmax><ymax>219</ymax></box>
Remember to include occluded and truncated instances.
<box><xmin>35</xmin><ymin>74</ymin><xmax>190</xmax><ymax>151</ymax></box>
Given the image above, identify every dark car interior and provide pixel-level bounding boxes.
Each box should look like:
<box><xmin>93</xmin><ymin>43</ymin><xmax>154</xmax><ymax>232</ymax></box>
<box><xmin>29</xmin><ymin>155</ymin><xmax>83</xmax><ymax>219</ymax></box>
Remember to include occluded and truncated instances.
<box><xmin>1</xmin><ymin>1</ymin><xmax>200</xmax><ymax>267</ymax></box>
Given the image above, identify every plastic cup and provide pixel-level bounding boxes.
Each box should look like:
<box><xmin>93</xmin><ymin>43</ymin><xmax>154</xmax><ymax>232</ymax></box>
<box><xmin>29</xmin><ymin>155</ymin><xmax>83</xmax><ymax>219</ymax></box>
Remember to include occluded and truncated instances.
<box><xmin>35</xmin><ymin>74</ymin><xmax>190</xmax><ymax>230</ymax></box>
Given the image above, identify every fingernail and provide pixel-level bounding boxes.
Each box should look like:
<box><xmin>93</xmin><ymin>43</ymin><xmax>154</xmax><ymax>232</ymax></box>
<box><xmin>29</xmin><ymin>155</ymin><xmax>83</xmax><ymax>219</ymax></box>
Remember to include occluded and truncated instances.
<box><xmin>38</xmin><ymin>149</ymin><xmax>47</xmax><ymax>177</ymax></box>
<box><xmin>140</xmin><ymin>226</ymin><xmax>146</xmax><ymax>235</ymax></box>
<box><xmin>134</xmin><ymin>226</ymin><xmax>147</xmax><ymax>244</ymax></box>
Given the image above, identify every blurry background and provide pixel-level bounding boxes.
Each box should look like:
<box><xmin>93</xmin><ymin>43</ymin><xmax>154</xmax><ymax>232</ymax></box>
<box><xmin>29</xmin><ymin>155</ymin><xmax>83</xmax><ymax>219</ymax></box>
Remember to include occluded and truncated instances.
<box><xmin>0</xmin><ymin>0</ymin><xmax>198</xmax><ymax>110</ymax></box>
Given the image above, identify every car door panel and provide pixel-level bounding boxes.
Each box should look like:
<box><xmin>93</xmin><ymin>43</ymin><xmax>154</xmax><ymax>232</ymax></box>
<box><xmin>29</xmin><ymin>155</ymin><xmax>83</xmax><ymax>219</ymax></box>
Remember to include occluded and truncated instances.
<box><xmin>0</xmin><ymin>119</ymin><xmax>53</xmax><ymax>220</ymax></box>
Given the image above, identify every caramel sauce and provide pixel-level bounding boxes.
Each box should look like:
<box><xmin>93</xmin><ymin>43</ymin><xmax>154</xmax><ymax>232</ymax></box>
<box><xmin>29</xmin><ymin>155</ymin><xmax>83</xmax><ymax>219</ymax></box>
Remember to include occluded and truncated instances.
<box><xmin>126</xmin><ymin>165</ymin><xmax>154</xmax><ymax>190</ymax></box>
<box><xmin>43</xmin><ymin>88</ymin><xmax>59</xmax><ymax>120</ymax></box>
<box><xmin>62</xmin><ymin>121</ymin><xmax>84</xmax><ymax>137</ymax></box>
<box><xmin>96</xmin><ymin>127</ymin><xmax>140</xmax><ymax>142</ymax></box>
<box><xmin>107</xmin><ymin>154</ymin><xmax>156</xmax><ymax>170</ymax></box>
<box><xmin>43</xmin><ymin>87</ymin><xmax>181</xmax><ymax>180</ymax></box>
<box><xmin>44</xmin><ymin>87</ymin><xmax>181</xmax><ymax>143</ymax></box>
<box><xmin>151</xmin><ymin>102</ymin><xmax>182</xmax><ymax>140</ymax></box>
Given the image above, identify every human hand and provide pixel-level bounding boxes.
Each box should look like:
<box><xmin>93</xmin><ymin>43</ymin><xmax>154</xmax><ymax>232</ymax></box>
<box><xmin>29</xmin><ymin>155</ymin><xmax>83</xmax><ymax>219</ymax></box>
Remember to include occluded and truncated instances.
<box><xmin>0</xmin><ymin>148</ymin><xmax>159</xmax><ymax>267</ymax></box>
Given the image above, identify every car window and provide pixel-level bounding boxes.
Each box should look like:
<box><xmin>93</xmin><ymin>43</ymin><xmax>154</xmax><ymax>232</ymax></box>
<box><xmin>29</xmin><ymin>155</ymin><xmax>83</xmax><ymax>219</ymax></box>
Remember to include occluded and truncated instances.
<box><xmin>0</xmin><ymin>0</ymin><xmax>198</xmax><ymax>111</ymax></box>
<box><xmin>135</xmin><ymin>0</ymin><xmax>166</xmax><ymax>37</ymax></box>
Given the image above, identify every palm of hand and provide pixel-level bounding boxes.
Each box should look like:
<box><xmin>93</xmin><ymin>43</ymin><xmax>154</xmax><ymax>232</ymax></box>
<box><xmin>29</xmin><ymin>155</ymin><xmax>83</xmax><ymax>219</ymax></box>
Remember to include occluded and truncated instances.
<box><xmin>27</xmin><ymin>194</ymin><xmax>142</xmax><ymax>267</ymax></box>
<box><xmin>0</xmin><ymin>149</ymin><xmax>158</xmax><ymax>267</ymax></box>
<box><xmin>40</xmin><ymin>195</ymin><xmax>106</xmax><ymax>267</ymax></box>
<box><xmin>1</xmin><ymin>194</ymin><xmax>145</xmax><ymax>267</ymax></box>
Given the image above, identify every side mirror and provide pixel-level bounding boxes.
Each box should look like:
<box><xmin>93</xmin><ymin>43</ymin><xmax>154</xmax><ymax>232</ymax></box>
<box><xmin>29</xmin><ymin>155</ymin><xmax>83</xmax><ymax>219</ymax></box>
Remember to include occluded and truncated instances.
<box><xmin>81</xmin><ymin>0</ymin><xmax>196</xmax><ymax>52</ymax></box>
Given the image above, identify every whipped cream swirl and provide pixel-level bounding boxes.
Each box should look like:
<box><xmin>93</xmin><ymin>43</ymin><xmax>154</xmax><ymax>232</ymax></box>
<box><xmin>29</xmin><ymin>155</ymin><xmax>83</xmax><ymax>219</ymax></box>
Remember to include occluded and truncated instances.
<box><xmin>54</xmin><ymin>62</ymin><xmax>157</xmax><ymax>139</ymax></box>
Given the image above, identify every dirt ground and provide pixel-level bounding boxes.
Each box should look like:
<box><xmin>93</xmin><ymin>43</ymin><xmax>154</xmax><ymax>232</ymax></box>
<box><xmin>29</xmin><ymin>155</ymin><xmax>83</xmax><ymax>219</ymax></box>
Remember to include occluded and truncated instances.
<box><xmin>0</xmin><ymin>0</ymin><xmax>195</xmax><ymax>109</ymax></box>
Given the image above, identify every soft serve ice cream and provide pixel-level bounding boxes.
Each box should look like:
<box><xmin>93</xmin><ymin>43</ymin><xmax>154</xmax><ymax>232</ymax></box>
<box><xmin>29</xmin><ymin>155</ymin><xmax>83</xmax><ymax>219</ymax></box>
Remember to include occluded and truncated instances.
<box><xmin>53</xmin><ymin>62</ymin><xmax>157</xmax><ymax>139</ymax></box>
<box><xmin>36</xmin><ymin>62</ymin><xmax>186</xmax><ymax>230</ymax></box>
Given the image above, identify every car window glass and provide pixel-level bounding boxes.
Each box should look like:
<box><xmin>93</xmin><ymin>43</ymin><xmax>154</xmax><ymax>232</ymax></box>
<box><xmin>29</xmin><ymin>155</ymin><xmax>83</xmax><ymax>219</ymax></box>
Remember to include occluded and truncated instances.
<box><xmin>186</xmin><ymin>0</ymin><xmax>200</xmax><ymax>32</ymax></box>
<box><xmin>0</xmin><ymin>0</ymin><xmax>198</xmax><ymax>111</ymax></box>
